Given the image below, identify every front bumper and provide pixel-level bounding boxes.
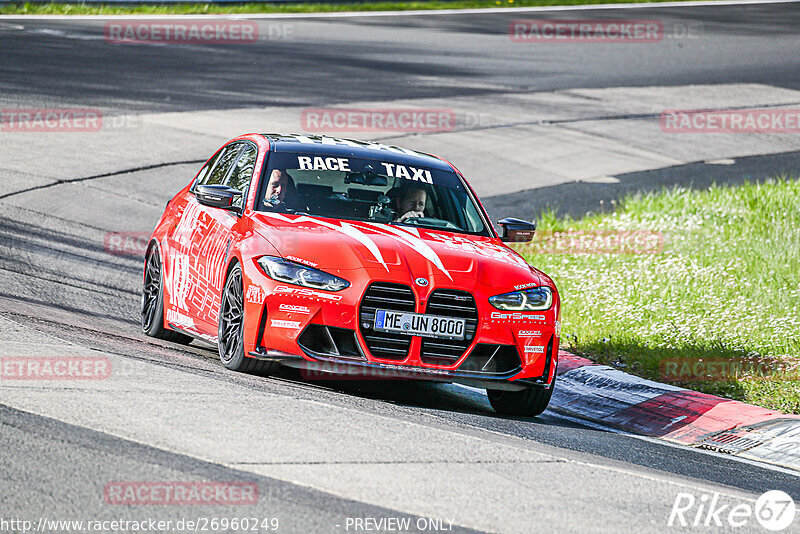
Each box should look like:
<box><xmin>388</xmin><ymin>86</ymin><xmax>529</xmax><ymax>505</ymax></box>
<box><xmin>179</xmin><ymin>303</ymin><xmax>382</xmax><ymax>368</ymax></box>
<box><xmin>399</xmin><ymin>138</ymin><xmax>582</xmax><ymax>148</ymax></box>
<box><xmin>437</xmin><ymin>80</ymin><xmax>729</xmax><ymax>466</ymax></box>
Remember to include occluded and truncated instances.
<box><xmin>242</xmin><ymin>259</ymin><xmax>560</xmax><ymax>390</ymax></box>
<box><xmin>248</xmin><ymin>347</ymin><xmax>554</xmax><ymax>391</ymax></box>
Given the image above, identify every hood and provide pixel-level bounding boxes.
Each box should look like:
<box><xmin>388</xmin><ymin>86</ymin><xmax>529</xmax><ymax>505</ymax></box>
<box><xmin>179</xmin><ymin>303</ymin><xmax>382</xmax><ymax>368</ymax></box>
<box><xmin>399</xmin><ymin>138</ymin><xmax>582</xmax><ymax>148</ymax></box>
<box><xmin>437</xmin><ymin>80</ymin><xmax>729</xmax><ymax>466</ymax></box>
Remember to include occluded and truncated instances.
<box><xmin>251</xmin><ymin>212</ymin><xmax>542</xmax><ymax>289</ymax></box>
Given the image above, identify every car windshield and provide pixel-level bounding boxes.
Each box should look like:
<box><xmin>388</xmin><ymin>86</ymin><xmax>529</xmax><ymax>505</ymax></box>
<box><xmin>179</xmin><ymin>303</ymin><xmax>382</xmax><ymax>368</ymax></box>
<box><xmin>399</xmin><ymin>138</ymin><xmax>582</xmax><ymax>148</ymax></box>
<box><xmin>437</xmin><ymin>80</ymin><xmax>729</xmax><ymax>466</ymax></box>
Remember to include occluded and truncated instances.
<box><xmin>256</xmin><ymin>152</ymin><xmax>489</xmax><ymax>235</ymax></box>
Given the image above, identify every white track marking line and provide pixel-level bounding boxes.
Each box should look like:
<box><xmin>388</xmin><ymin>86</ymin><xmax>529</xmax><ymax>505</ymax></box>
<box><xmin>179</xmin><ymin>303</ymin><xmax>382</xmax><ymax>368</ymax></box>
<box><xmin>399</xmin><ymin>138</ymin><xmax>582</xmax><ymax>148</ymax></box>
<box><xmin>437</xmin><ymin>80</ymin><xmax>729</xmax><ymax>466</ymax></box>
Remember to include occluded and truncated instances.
<box><xmin>0</xmin><ymin>0</ymin><xmax>798</xmax><ymax>20</ymax></box>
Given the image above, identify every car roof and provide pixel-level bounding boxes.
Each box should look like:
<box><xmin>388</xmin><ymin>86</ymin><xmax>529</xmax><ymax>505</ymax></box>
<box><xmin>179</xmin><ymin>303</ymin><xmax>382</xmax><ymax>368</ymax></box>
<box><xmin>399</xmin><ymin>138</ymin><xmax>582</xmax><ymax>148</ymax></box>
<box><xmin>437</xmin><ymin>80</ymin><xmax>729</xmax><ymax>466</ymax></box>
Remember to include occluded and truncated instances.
<box><xmin>259</xmin><ymin>133</ymin><xmax>455</xmax><ymax>172</ymax></box>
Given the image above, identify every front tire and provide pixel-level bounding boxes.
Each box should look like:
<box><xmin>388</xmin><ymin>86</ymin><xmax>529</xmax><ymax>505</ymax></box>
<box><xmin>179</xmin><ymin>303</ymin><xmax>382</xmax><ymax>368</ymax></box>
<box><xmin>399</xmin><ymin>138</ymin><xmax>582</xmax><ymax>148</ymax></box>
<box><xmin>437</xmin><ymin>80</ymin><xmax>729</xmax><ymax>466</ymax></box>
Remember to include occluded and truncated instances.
<box><xmin>487</xmin><ymin>373</ymin><xmax>555</xmax><ymax>417</ymax></box>
<box><xmin>141</xmin><ymin>246</ymin><xmax>193</xmax><ymax>345</ymax></box>
<box><xmin>218</xmin><ymin>264</ymin><xmax>277</xmax><ymax>375</ymax></box>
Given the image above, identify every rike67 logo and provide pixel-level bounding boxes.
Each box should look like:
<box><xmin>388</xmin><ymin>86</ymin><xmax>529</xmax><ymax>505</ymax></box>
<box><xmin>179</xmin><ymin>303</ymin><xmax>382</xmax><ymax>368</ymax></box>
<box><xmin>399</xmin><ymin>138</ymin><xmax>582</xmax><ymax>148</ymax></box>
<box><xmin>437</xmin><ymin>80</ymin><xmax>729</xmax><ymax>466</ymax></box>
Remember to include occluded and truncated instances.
<box><xmin>669</xmin><ymin>490</ymin><xmax>796</xmax><ymax>531</ymax></box>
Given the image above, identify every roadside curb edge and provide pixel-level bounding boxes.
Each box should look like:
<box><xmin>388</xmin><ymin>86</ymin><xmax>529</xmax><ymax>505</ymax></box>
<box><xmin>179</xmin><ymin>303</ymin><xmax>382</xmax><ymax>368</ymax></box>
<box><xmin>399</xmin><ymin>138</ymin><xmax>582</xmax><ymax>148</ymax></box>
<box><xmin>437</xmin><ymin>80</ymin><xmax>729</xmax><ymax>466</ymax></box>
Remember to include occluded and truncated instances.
<box><xmin>554</xmin><ymin>350</ymin><xmax>800</xmax><ymax>471</ymax></box>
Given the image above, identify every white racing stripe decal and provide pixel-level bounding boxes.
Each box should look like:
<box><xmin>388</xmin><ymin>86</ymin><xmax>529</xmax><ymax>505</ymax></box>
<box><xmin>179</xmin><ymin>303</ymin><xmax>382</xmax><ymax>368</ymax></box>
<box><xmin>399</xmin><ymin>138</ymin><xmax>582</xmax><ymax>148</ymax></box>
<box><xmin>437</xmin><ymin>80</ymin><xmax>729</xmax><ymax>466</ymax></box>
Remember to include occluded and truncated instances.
<box><xmin>369</xmin><ymin>223</ymin><xmax>452</xmax><ymax>280</ymax></box>
<box><xmin>338</xmin><ymin>221</ymin><xmax>390</xmax><ymax>272</ymax></box>
<box><xmin>262</xmin><ymin>213</ymin><xmax>453</xmax><ymax>278</ymax></box>
<box><xmin>265</xmin><ymin>213</ymin><xmax>389</xmax><ymax>271</ymax></box>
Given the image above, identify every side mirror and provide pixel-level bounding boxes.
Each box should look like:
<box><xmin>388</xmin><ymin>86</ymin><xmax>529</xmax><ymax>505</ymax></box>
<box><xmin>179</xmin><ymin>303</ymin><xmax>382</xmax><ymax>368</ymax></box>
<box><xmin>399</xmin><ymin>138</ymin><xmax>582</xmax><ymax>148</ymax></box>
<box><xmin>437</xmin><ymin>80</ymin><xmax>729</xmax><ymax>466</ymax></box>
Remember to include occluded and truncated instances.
<box><xmin>195</xmin><ymin>184</ymin><xmax>242</xmax><ymax>210</ymax></box>
<box><xmin>498</xmin><ymin>217</ymin><xmax>536</xmax><ymax>243</ymax></box>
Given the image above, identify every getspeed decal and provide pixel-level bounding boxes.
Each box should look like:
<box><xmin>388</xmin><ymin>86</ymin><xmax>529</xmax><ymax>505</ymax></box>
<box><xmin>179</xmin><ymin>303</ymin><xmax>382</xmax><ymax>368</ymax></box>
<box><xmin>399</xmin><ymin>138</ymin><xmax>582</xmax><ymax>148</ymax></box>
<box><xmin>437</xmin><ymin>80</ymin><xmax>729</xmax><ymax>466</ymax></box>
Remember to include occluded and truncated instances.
<box><xmin>491</xmin><ymin>312</ymin><xmax>546</xmax><ymax>321</ymax></box>
<box><xmin>273</xmin><ymin>285</ymin><xmax>343</xmax><ymax>301</ymax></box>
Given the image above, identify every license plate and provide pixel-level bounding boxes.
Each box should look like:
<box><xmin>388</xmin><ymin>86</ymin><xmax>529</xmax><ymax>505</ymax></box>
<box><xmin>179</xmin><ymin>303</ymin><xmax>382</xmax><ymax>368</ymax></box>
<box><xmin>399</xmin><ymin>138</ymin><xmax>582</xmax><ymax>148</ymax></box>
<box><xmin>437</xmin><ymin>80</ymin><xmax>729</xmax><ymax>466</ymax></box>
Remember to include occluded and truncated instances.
<box><xmin>374</xmin><ymin>310</ymin><xmax>465</xmax><ymax>340</ymax></box>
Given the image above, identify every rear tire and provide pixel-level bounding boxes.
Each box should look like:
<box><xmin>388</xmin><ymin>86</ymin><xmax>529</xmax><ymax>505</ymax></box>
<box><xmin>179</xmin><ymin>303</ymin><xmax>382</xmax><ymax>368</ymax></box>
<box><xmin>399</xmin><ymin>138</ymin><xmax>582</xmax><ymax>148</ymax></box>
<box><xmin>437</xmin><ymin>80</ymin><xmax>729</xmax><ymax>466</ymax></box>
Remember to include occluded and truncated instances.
<box><xmin>141</xmin><ymin>246</ymin><xmax>193</xmax><ymax>345</ymax></box>
<box><xmin>218</xmin><ymin>264</ymin><xmax>277</xmax><ymax>376</ymax></box>
<box><xmin>487</xmin><ymin>373</ymin><xmax>555</xmax><ymax>417</ymax></box>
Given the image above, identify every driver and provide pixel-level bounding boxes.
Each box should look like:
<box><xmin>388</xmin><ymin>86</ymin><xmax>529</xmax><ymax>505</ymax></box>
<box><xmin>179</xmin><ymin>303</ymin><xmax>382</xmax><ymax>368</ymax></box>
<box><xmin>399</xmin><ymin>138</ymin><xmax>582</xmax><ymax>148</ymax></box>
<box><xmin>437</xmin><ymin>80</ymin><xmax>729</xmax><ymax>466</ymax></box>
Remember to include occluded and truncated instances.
<box><xmin>264</xmin><ymin>169</ymin><xmax>304</xmax><ymax>211</ymax></box>
<box><xmin>393</xmin><ymin>184</ymin><xmax>427</xmax><ymax>222</ymax></box>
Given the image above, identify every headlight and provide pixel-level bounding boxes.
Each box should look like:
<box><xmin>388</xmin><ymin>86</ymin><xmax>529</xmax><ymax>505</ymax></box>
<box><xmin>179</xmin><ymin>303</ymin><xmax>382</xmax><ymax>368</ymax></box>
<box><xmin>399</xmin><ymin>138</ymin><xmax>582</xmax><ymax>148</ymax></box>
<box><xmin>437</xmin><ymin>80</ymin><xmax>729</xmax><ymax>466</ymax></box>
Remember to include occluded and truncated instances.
<box><xmin>489</xmin><ymin>287</ymin><xmax>552</xmax><ymax>311</ymax></box>
<box><xmin>257</xmin><ymin>257</ymin><xmax>350</xmax><ymax>292</ymax></box>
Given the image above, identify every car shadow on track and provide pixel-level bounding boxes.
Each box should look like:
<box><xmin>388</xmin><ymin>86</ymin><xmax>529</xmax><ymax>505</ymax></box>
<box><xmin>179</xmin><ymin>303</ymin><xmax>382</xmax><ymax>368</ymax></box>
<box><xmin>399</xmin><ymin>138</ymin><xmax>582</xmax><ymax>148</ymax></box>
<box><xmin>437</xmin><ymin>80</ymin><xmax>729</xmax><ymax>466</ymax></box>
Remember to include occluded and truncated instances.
<box><xmin>268</xmin><ymin>366</ymin><xmax>588</xmax><ymax>429</ymax></box>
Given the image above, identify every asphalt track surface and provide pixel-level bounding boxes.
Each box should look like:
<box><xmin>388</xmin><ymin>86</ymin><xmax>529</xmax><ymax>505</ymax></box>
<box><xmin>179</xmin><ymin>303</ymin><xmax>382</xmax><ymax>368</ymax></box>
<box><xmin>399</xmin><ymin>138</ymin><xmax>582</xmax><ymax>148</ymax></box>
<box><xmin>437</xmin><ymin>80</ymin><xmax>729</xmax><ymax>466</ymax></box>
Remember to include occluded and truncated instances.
<box><xmin>1</xmin><ymin>2</ymin><xmax>800</xmax><ymax>533</ymax></box>
<box><xmin>1</xmin><ymin>2</ymin><xmax>800</xmax><ymax>112</ymax></box>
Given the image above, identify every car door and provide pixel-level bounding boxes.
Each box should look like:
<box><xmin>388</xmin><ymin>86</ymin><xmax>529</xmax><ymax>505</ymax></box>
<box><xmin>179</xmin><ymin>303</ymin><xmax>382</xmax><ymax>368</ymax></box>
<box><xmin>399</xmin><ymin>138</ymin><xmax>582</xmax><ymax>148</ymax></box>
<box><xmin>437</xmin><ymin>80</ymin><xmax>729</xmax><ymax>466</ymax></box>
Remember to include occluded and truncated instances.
<box><xmin>199</xmin><ymin>141</ymin><xmax>260</xmax><ymax>332</ymax></box>
<box><xmin>165</xmin><ymin>142</ymin><xmax>247</xmax><ymax>338</ymax></box>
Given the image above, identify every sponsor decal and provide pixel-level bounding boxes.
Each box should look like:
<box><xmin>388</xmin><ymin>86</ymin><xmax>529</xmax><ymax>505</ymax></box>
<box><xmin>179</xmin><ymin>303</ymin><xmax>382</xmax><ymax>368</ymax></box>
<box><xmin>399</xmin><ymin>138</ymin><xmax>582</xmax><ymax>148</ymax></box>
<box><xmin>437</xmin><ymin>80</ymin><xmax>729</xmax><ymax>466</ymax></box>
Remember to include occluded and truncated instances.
<box><xmin>661</xmin><ymin>108</ymin><xmax>800</xmax><ymax>133</ymax></box>
<box><xmin>285</xmin><ymin>255</ymin><xmax>317</xmax><ymax>268</ymax></box>
<box><xmin>524</xmin><ymin>345</ymin><xmax>546</xmax><ymax>354</ymax></box>
<box><xmin>510</xmin><ymin>19</ymin><xmax>664</xmax><ymax>43</ymax></box>
<box><xmin>380</xmin><ymin>163</ymin><xmax>433</xmax><ymax>184</ymax></box>
<box><xmin>555</xmin><ymin>320</ymin><xmax>561</xmax><ymax>338</ymax></box>
<box><xmin>491</xmin><ymin>312</ymin><xmax>546</xmax><ymax>321</ymax></box>
<box><xmin>166</xmin><ymin>309</ymin><xmax>195</xmax><ymax>329</ymax></box>
<box><xmin>514</xmin><ymin>282</ymin><xmax>539</xmax><ymax>291</ymax></box>
<box><xmin>270</xmin><ymin>319</ymin><xmax>302</xmax><ymax>329</ymax></box>
<box><xmin>278</xmin><ymin>303</ymin><xmax>311</xmax><ymax>314</ymax></box>
<box><xmin>103</xmin><ymin>481</ymin><xmax>258</xmax><ymax>506</ymax></box>
<box><xmin>300</xmin><ymin>107</ymin><xmax>456</xmax><ymax>133</ymax></box>
<box><xmin>104</xmin><ymin>21</ymin><xmax>258</xmax><ymax>45</ymax></box>
<box><xmin>297</xmin><ymin>155</ymin><xmax>351</xmax><ymax>172</ymax></box>
<box><xmin>165</xmin><ymin>201</ymin><xmax>229</xmax><ymax>325</ymax></box>
<box><xmin>1</xmin><ymin>356</ymin><xmax>111</xmax><ymax>380</ymax></box>
<box><xmin>245</xmin><ymin>286</ymin><xmax>266</xmax><ymax>305</ymax></box>
<box><xmin>273</xmin><ymin>285</ymin><xmax>343</xmax><ymax>301</ymax></box>
<box><xmin>518</xmin><ymin>330</ymin><xmax>542</xmax><ymax>337</ymax></box>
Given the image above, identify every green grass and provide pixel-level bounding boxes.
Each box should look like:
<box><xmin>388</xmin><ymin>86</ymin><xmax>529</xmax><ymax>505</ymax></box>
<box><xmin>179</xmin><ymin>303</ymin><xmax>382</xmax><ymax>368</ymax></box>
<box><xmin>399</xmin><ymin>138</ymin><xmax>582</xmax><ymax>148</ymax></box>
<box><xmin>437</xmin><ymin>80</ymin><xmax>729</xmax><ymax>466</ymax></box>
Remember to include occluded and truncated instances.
<box><xmin>516</xmin><ymin>178</ymin><xmax>800</xmax><ymax>414</ymax></box>
<box><xmin>1</xmin><ymin>0</ymin><xmax>712</xmax><ymax>16</ymax></box>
